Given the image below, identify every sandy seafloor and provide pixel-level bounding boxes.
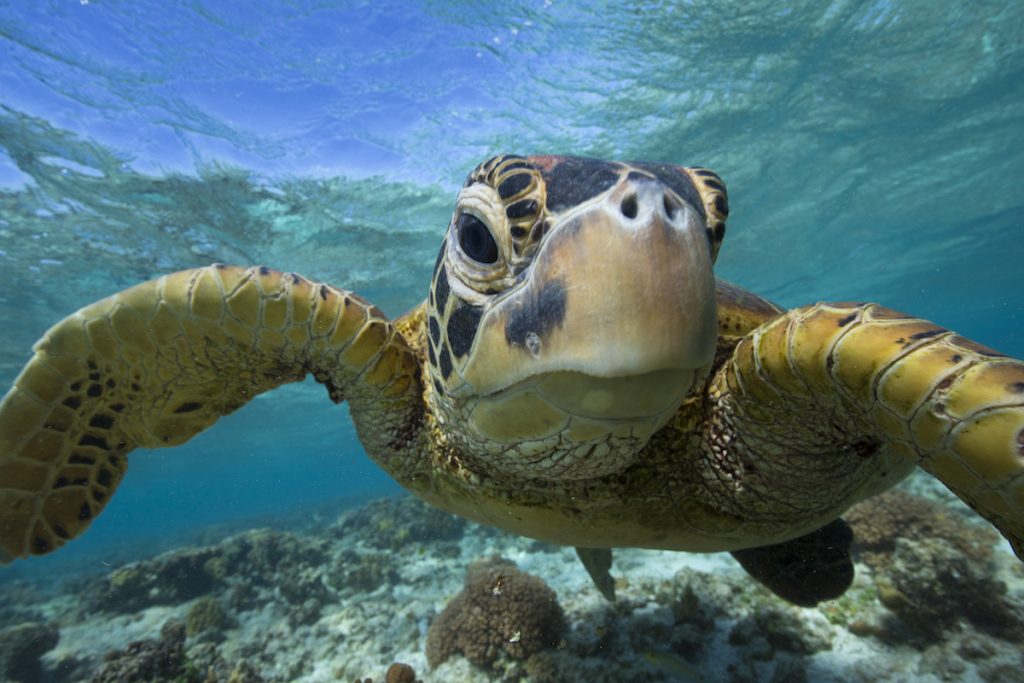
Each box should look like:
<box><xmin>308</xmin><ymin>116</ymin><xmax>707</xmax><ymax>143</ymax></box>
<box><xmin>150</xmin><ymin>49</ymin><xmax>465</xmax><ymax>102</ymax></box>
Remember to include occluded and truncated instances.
<box><xmin>0</xmin><ymin>473</ymin><xmax>1022</xmax><ymax>683</ymax></box>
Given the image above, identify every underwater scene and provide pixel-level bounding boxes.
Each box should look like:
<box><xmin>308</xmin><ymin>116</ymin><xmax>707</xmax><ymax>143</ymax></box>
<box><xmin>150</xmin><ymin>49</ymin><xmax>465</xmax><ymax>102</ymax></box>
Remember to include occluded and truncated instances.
<box><xmin>1</xmin><ymin>0</ymin><xmax>1023</xmax><ymax>681</ymax></box>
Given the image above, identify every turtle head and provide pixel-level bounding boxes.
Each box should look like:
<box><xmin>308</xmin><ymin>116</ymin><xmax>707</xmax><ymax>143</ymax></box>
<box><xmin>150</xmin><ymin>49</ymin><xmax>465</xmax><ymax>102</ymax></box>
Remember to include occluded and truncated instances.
<box><xmin>426</xmin><ymin>154</ymin><xmax>729</xmax><ymax>481</ymax></box>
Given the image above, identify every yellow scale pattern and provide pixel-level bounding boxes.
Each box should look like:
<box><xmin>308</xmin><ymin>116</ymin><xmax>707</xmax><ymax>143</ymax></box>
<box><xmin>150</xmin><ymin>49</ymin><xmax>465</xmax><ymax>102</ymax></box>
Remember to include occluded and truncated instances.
<box><xmin>0</xmin><ymin>265</ymin><xmax>419</xmax><ymax>562</ymax></box>
<box><xmin>722</xmin><ymin>302</ymin><xmax>1024</xmax><ymax>559</ymax></box>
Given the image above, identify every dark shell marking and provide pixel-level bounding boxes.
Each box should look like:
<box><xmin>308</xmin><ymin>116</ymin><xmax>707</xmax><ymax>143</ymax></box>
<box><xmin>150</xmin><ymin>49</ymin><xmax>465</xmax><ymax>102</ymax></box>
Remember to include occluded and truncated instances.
<box><xmin>504</xmin><ymin>279</ymin><xmax>568</xmax><ymax>348</ymax></box>
<box><xmin>447</xmin><ymin>300</ymin><xmax>485</xmax><ymax>358</ymax></box>
<box><xmin>532</xmin><ymin>156</ymin><xmax>621</xmax><ymax>213</ymax></box>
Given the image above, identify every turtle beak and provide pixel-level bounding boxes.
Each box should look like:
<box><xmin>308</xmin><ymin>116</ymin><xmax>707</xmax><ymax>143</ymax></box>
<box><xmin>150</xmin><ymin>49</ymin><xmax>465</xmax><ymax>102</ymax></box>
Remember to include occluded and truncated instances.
<box><xmin>462</xmin><ymin>173</ymin><xmax>719</xmax><ymax>416</ymax></box>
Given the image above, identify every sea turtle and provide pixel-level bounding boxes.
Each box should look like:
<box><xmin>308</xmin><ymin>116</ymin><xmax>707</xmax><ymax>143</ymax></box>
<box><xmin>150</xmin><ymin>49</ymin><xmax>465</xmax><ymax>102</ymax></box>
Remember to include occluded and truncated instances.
<box><xmin>1</xmin><ymin>154</ymin><xmax>1022</xmax><ymax>606</ymax></box>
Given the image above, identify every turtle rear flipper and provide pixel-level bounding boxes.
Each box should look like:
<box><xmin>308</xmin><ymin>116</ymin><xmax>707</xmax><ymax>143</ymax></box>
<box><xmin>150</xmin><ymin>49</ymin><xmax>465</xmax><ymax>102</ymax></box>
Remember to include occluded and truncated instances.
<box><xmin>730</xmin><ymin>518</ymin><xmax>854</xmax><ymax>607</ymax></box>
<box><xmin>0</xmin><ymin>265</ymin><xmax>420</xmax><ymax>562</ymax></box>
<box><xmin>574</xmin><ymin>546</ymin><xmax>616</xmax><ymax>601</ymax></box>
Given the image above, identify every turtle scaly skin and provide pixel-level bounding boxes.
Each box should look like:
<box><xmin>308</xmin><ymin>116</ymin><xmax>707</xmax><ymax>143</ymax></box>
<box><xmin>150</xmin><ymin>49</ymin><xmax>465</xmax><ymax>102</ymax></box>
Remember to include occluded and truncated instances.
<box><xmin>711</xmin><ymin>301</ymin><xmax>1024</xmax><ymax>558</ymax></box>
<box><xmin>1</xmin><ymin>155</ymin><xmax>1021</xmax><ymax>605</ymax></box>
<box><xmin>0</xmin><ymin>268</ymin><xmax>420</xmax><ymax>559</ymax></box>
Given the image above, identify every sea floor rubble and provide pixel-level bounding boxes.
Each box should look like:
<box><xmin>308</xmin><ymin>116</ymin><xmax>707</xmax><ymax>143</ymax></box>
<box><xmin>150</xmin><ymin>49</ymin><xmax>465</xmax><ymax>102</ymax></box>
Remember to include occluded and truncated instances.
<box><xmin>0</xmin><ymin>481</ymin><xmax>1022</xmax><ymax>682</ymax></box>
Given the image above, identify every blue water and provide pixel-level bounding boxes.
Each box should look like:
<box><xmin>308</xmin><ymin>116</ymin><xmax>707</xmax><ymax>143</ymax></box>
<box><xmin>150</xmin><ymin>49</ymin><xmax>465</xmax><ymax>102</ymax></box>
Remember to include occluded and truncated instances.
<box><xmin>1</xmin><ymin>0</ymin><xmax>1022</xmax><ymax>574</ymax></box>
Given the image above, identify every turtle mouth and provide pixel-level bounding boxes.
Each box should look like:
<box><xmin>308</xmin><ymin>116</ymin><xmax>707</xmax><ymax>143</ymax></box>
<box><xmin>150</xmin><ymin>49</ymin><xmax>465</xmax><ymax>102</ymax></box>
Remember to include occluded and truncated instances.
<box><xmin>458</xmin><ymin>365</ymin><xmax>698</xmax><ymax>482</ymax></box>
<box><xmin>463</xmin><ymin>368</ymin><xmax>695</xmax><ymax>475</ymax></box>
<box><xmin>528</xmin><ymin>369</ymin><xmax>696</xmax><ymax>421</ymax></box>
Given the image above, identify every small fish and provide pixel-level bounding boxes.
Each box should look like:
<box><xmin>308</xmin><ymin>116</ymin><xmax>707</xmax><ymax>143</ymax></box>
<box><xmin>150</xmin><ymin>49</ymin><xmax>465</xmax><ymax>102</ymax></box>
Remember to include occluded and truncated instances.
<box><xmin>491</xmin><ymin>574</ymin><xmax>506</xmax><ymax>596</ymax></box>
<box><xmin>642</xmin><ymin>650</ymin><xmax>705</xmax><ymax>682</ymax></box>
<box><xmin>508</xmin><ymin>630</ymin><xmax>521</xmax><ymax>643</ymax></box>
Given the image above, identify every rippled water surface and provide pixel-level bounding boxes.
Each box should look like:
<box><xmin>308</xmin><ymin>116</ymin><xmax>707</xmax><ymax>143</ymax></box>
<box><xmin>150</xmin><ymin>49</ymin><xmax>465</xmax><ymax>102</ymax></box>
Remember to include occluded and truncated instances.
<box><xmin>1</xmin><ymin>0</ymin><xmax>1022</xmax><ymax>569</ymax></box>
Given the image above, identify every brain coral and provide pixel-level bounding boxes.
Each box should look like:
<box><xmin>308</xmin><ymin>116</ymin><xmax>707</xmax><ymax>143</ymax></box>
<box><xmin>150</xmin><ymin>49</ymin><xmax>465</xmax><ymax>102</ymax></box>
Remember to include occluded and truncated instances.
<box><xmin>426</xmin><ymin>556</ymin><xmax>566</xmax><ymax>669</ymax></box>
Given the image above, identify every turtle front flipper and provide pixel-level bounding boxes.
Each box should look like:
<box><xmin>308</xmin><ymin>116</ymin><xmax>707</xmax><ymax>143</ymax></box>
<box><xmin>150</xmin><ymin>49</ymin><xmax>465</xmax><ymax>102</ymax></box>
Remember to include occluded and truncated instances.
<box><xmin>0</xmin><ymin>265</ymin><xmax>420</xmax><ymax>562</ymax></box>
<box><xmin>714</xmin><ymin>302</ymin><xmax>1024</xmax><ymax>561</ymax></box>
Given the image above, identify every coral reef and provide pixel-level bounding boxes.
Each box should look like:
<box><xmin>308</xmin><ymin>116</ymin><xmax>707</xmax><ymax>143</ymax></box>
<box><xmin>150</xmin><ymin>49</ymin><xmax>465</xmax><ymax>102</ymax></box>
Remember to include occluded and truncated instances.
<box><xmin>185</xmin><ymin>596</ymin><xmax>230</xmax><ymax>638</ymax></box>
<box><xmin>215</xmin><ymin>528</ymin><xmax>332</xmax><ymax>625</ymax></box>
<box><xmin>728</xmin><ymin>605</ymin><xmax>833</xmax><ymax>659</ymax></box>
<box><xmin>539</xmin><ymin>569</ymin><xmax>749</xmax><ymax>683</ymax></box>
<box><xmin>76</xmin><ymin>527</ymin><xmax>336</xmax><ymax>629</ymax></box>
<box><xmin>383</xmin><ymin>662</ymin><xmax>420</xmax><ymax>683</ymax></box>
<box><xmin>215</xmin><ymin>528</ymin><xmax>330</xmax><ymax>582</ymax></box>
<box><xmin>333</xmin><ymin>496</ymin><xmax>465</xmax><ymax>553</ymax></box>
<box><xmin>0</xmin><ymin>621</ymin><xmax>59</xmax><ymax>683</ymax></box>
<box><xmin>89</xmin><ymin>619</ymin><xmax>195</xmax><ymax>683</ymax></box>
<box><xmin>352</xmin><ymin>661</ymin><xmax>422</xmax><ymax>683</ymax></box>
<box><xmin>845</xmin><ymin>490</ymin><xmax>1023</xmax><ymax>643</ymax></box>
<box><xmin>328</xmin><ymin>549</ymin><xmax>399</xmax><ymax>594</ymax></box>
<box><xmin>0</xmin><ymin>582</ymin><xmax>45</xmax><ymax>629</ymax></box>
<box><xmin>875</xmin><ymin>537</ymin><xmax>1020</xmax><ymax>641</ymax></box>
<box><xmin>845</xmin><ymin>489</ymin><xmax>998</xmax><ymax>564</ymax></box>
<box><xmin>81</xmin><ymin>547</ymin><xmax>224</xmax><ymax>614</ymax></box>
<box><xmin>187</xmin><ymin>642</ymin><xmax>265</xmax><ymax>683</ymax></box>
<box><xmin>426</xmin><ymin>556</ymin><xmax>566</xmax><ymax>669</ymax></box>
<box><xmin>2</xmin><ymin>491</ymin><xmax>1022</xmax><ymax>683</ymax></box>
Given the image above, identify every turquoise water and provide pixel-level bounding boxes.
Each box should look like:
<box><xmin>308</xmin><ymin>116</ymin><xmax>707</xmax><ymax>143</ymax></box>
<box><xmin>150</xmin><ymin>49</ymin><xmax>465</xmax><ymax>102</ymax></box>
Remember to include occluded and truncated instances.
<box><xmin>1</xmin><ymin>0</ymin><xmax>1022</xmax><ymax>573</ymax></box>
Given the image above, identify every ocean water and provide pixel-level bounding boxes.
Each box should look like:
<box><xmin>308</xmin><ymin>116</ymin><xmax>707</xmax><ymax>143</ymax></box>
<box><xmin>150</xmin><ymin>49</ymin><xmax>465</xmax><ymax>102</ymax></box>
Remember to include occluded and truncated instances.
<box><xmin>0</xmin><ymin>0</ymin><xmax>1022</xmax><ymax>679</ymax></box>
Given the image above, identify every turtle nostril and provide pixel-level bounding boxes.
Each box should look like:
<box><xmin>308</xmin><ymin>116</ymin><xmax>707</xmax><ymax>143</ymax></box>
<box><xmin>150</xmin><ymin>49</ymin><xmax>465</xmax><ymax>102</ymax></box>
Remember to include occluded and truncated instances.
<box><xmin>620</xmin><ymin>193</ymin><xmax>638</xmax><ymax>219</ymax></box>
<box><xmin>663</xmin><ymin>193</ymin><xmax>679</xmax><ymax>220</ymax></box>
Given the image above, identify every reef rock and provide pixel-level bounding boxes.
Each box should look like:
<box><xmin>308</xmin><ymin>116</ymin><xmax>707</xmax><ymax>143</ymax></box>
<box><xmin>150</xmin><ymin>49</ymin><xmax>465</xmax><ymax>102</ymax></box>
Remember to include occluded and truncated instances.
<box><xmin>89</xmin><ymin>619</ymin><xmax>192</xmax><ymax>683</ymax></box>
<box><xmin>0</xmin><ymin>621</ymin><xmax>60</xmax><ymax>683</ymax></box>
<box><xmin>82</xmin><ymin>547</ymin><xmax>224</xmax><ymax>614</ymax></box>
<box><xmin>332</xmin><ymin>496</ymin><xmax>466</xmax><ymax>553</ymax></box>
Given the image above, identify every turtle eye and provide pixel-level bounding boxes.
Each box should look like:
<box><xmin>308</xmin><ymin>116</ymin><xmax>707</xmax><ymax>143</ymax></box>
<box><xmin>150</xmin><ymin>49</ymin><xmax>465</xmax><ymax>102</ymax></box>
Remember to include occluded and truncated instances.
<box><xmin>457</xmin><ymin>212</ymin><xmax>499</xmax><ymax>264</ymax></box>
